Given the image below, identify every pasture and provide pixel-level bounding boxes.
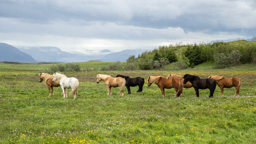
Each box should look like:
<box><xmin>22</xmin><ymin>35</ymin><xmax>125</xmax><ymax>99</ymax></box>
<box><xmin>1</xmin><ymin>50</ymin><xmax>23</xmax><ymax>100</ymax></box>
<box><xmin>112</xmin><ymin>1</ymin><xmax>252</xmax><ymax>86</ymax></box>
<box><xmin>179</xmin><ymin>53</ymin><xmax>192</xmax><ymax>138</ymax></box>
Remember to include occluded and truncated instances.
<box><xmin>0</xmin><ymin>62</ymin><xmax>256</xmax><ymax>143</ymax></box>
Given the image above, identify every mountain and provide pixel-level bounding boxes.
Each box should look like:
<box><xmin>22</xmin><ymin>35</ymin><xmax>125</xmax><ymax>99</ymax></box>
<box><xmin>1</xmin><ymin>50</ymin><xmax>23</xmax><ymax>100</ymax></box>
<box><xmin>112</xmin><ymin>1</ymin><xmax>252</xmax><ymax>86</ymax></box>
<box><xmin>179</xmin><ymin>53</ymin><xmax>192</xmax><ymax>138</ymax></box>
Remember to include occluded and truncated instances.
<box><xmin>18</xmin><ymin>47</ymin><xmax>96</xmax><ymax>62</ymax></box>
<box><xmin>99</xmin><ymin>49</ymin><xmax>144</xmax><ymax>61</ymax></box>
<box><xmin>0</xmin><ymin>43</ymin><xmax>36</xmax><ymax>62</ymax></box>
<box><xmin>18</xmin><ymin>46</ymin><xmax>144</xmax><ymax>62</ymax></box>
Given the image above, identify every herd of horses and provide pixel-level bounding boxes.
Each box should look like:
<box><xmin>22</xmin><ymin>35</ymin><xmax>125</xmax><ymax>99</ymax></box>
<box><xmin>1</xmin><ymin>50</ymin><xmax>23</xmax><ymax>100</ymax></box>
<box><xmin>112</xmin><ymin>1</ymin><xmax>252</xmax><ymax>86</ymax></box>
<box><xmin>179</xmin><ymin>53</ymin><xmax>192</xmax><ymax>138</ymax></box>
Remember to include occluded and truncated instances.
<box><xmin>39</xmin><ymin>72</ymin><xmax>242</xmax><ymax>99</ymax></box>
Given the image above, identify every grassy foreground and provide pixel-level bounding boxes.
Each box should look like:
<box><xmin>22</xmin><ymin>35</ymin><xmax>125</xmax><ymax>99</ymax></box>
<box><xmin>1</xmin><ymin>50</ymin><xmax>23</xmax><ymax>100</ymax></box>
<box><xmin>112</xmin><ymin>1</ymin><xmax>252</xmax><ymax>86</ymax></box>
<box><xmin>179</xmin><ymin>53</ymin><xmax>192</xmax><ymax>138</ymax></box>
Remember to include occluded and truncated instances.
<box><xmin>0</xmin><ymin>62</ymin><xmax>256</xmax><ymax>143</ymax></box>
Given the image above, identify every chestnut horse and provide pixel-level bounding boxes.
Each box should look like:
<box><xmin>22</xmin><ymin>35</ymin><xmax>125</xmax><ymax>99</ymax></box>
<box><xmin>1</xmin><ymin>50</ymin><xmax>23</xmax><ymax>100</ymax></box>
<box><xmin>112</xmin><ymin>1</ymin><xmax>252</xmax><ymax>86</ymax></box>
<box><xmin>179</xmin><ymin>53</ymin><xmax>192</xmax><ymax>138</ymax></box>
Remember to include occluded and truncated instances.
<box><xmin>183</xmin><ymin>74</ymin><xmax>216</xmax><ymax>98</ymax></box>
<box><xmin>167</xmin><ymin>74</ymin><xmax>193</xmax><ymax>95</ymax></box>
<box><xmin>208</xmin><ymin>75</ymin><xmax>241</xmax><ymax>96</ymax></box>
<box><xmin>96</xmin><ymin>74</ymin><xmax>126</xmax><ymax>96</ymax></box>
<box><xmin>39</xmin><ymin>73</ymin><xmax>60</xmax><ymax>96</ymax></box>
<box><xmin>147</xmin><ymin>76</ymin><xmax>182</xmax><ymax>98</ymax></box>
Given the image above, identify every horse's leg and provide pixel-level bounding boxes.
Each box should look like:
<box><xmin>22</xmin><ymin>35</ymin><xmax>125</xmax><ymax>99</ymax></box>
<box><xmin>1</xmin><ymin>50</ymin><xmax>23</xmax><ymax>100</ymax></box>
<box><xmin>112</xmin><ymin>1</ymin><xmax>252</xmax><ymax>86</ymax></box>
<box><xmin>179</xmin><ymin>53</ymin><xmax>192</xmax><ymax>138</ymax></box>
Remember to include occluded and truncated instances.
<box><xmin>107</xmin><ymin>86</ymin><xmax>111</xmax><ymax>95</ymax></box>
<box><xmin>127</xmin><ymin>86</ymin><xmax>131</xmax><ymax>94</ymax></box>
<box><xmin>220</xmin><ymin>86</ymin><xmax>224</xmax><ymax>96</ymax></box>
<box><xmin>160</xmin><ymin>87</ymin><xmax>165</xmax><ymax>98</ymax></box>
<box><xmin>61</xmin><ymin>86</ymin><xmax>65</xmax><ymax>98</ymax></box>
<box><xmin>137</xmin><ymin>84</ymin><xmax>143</xmax><ymax>92</ymax></box>
<box><xmin>65</xmin><ymin>88</ymin><xmax>68</xmax><ymax>98</ymax></box>
<box><xmin>175</xmin><ymin>87</ymin><xmax>182</xmax><ymax>97</ymax></box>
<box><xmin>120</xmin><ymin>86</ymin><xmax>124</xmax><ymax>96</ymax></box>
<box><xmin>235</xmin><ymin>86</ymin><xmax>240</xmax><ymax>96</ymax></box>
<box><xmin>74</xmin><ymin>89</ymin><xmax>77</xmax><ymax>99</ymax></box>
<box><xmin>210</xmin><ymin>85</ymin><xmax>216</xmax><ymax>98</ymax></box>
<box><xmin>51</xmin><ymin>86</ymin><xmax>54</xmax><ymax>96</ymax></box>
<box><xmin>48</xmin><ymin>85</ymin><xmax>51</xmax><ymax>96</ymax></box>
<box><xmin>194</xmin><ymin>88</ymin><xmax>199</xmax><ymax>97</ymax></box>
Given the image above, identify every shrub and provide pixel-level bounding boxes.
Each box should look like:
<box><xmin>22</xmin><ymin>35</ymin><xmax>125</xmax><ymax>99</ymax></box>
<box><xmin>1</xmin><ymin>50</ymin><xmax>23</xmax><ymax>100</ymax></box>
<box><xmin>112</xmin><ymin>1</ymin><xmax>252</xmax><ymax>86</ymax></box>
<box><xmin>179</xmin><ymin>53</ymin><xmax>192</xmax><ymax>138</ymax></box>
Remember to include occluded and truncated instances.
<box><xmin>47</xmin><ymin>63</ymin><xmax>81</xmax><ymax>73</ymax></box>
<box><xmin>214</xmin><ymin>50</ymin><xmax>241</xmax><ymax>68</ymax></box>
<box><xmin>173</xmin><ymin>55</ymin><xmax>190</xmax><ymax>69</ymax></box>
<box><xmin>184</xmin><ymin>45</ymin><xmax>204</xmax><ymax>67</ymax></box>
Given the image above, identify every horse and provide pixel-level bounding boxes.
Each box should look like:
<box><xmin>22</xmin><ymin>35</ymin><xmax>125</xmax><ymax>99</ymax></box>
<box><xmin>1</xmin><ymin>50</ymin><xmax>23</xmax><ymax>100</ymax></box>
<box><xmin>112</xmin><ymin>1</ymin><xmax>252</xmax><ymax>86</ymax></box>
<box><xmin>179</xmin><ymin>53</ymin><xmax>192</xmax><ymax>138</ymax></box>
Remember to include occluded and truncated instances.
<box><xmin>183</xmin><ymin>74</ymin><xmax>216</xmax><ymax>98</ymax></box>
<box><xmin>147</xmin><ymin>76</ymin><xmax>182</xmax><ymax>98</ymax></box>
<box><xmin>52</xmin><ymin>72</ymin><xmax>79</xmax><ymax>99</ymax></box>
<box><xmin>166</xmin><ymin>74</ymin><xmax>193</xmax><ymax>95</ymax></box>
<box><xmin>116</xmin><ymin>74</ymin><xmax>144</xmax><ymax>94</ymax></box>
<box><xmin>39</xmin><ymin>73</ymin><xmax>60</xmax><ymax>96</ymax></box>
<box><xmin>208</xmin><ymin>75</ymin><xmax>241</xmax><ymax>96</ymax></box>
<box><xmin>96</xmin><ymin>74</ymin><xmax>126</xmax><ymax>96</ymax></box>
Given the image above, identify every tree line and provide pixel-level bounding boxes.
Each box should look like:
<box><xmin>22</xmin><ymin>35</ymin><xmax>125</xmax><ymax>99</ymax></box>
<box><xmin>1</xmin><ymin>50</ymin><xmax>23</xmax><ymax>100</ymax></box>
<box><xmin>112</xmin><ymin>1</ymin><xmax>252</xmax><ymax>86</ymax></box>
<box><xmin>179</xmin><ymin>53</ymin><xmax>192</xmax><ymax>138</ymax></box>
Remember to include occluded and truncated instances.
<box><xmin>126</xmin><ymin>40</ymin><xmax>256</xmax><ymax>70</ymax></box>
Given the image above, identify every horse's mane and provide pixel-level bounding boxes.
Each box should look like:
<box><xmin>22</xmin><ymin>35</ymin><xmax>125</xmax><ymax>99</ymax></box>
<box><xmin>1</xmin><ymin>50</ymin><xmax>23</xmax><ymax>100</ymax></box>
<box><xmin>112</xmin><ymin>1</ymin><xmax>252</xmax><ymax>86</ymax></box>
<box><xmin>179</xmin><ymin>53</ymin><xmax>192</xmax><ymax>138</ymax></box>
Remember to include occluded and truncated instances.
<box><xmin>97</xmin><ymin>74</ymin><xmax>112</xmax><ymax>80</ymax></box>
<box><xmin>116</xmin><ymin>74</ymin><xmax>130</xmax><ymax>79</ymax></box>
<box><xmin>167</xmin><ymin>74</ymin><xmax>182</xmax><ymax>79</ymax></box>
<box><xmin>208</xmin><ymin>75</ymin><xmax>224</xmax><ymax>81</ymax></box>
<box><xmin>54</xmin><ymin>72</ymin><xmax>67</xmax><ymax>80</ymax></box>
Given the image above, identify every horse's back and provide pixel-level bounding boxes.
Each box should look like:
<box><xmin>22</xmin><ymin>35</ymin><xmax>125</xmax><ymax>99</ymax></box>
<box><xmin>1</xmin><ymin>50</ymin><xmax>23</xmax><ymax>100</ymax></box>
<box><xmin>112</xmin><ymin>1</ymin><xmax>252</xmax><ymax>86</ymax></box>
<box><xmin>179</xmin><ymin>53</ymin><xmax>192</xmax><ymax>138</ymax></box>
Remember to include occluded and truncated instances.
<box><xmin>158</xmin><ymin>77</ymin><xmax>173</xmax><ymax>88</ymax></box>
<box><xmin>61</xmin><ymin>77</ymin><xmax>79</xmax><ymax>88</ymax></box>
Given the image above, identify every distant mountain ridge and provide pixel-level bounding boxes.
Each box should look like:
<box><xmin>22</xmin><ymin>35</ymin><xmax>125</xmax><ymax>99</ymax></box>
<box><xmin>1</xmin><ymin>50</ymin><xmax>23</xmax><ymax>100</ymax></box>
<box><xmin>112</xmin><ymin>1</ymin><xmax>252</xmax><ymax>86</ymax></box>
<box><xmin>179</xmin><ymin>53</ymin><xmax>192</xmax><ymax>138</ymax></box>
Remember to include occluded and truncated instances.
<box><xmin>17</xmin><ymin>45</ymin><xmax>144</xmax><ymax>62</ymax></box>
<box><xmin>0</xmin><ymin>43</ymin><xmax>36</xmax><ymax>62</ymax></box>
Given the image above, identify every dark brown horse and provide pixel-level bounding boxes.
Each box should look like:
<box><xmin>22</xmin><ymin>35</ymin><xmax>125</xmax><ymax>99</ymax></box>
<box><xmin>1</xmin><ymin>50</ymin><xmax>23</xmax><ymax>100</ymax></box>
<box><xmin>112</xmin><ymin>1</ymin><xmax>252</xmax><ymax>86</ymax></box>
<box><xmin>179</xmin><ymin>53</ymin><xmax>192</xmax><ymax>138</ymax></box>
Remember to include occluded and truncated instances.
<box><xmin>116</xmin><ymin>74</ymin><xmax>144</xmax><ymax>94</ymax></box>
<box><xmin>183</xmin><ymin>74</ymin><xmax>216</xmax><ymax>98</ymax></box>
<box><xmin>39</xmin><ymin>73</ymin><xmax>60</xmax><ymax>96</ymax></box>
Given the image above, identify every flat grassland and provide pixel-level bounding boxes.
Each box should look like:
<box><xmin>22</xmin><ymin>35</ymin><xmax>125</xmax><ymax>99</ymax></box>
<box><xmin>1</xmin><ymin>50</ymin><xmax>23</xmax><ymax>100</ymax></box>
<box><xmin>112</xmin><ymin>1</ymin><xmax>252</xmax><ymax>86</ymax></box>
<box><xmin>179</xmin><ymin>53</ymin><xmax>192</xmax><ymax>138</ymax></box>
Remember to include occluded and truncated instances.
<box><xmin>0</xmin><ymin>62</ymin><xmax>256</xmax><ymax>143</ymax></box>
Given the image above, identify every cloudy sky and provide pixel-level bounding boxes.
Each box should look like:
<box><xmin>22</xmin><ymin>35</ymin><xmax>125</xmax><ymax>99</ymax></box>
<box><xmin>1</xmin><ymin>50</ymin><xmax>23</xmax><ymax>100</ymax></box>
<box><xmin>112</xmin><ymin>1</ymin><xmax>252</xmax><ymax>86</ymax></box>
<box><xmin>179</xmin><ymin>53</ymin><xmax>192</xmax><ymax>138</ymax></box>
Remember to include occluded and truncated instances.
<box><xmin>0</xmin><ymin>0</ymin><xmax>256</xmax><ymax>54</ymax></box>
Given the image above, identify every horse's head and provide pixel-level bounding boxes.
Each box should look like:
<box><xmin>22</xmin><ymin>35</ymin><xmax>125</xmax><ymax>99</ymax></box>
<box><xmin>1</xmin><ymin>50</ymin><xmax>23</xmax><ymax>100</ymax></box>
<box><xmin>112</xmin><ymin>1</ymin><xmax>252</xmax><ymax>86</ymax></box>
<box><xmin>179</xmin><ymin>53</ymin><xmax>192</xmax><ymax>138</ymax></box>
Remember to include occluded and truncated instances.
<box><xmin>183</xmin><ymin>74</ymin><xmax>193</xmax><ymax>84</ymax></box>
<box><xmin>39</xmin><ymin>73</ymin><xmax>43</xmax><ymax>83</ymax></box>
<box><xmin>183</xmin><ymin>74</ymin><xmax>199</xmax><ymax>84</ymax></box>
<box><xmin>96</xmin><ymin>74</ymin><xmax>103</xmax><ymax>84</ymax></box>
<box><xmin>147</xmin><ymin>76</ymin><xmax>161</xmax><ymax>86</ymax></box>
<box><xmin>52</xmin><ymin>72</ymin><xmax>57</xmax><ymax>82</ymax></box>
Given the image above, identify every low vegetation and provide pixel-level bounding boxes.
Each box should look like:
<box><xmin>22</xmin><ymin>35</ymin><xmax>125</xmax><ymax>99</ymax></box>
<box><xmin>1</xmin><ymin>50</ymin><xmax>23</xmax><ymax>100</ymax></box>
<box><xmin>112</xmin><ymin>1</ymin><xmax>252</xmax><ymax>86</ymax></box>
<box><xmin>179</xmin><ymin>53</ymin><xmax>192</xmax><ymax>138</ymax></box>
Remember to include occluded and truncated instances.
<box><xmin>0</xmin><ymin>62</ymin><xmax>256</xmax><ymax>143</ymax></box>
<box><xmin>126</xmin><ymin>40</ymin><xmax>256</xmax><ymax>70</ymax></box>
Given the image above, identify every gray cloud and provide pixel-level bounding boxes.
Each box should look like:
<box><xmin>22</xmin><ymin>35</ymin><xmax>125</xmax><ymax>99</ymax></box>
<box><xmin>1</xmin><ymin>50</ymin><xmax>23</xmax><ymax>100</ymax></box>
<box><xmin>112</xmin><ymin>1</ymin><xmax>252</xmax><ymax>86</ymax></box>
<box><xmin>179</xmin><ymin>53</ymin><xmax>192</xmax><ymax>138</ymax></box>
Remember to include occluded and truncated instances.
<box><xmin>0</xmin><ymin>0</ymin><xmax>255</xmax><ymax>53</ymax></box>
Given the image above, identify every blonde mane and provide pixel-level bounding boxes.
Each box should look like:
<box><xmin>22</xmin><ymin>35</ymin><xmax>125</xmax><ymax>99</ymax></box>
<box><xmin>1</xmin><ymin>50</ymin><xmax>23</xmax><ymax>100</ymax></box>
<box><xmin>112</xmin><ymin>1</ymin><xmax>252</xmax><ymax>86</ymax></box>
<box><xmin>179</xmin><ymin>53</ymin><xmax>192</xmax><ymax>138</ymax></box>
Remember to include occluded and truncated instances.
<box><xmin>53</xmin><ymin>72</ymin><xmax>67</xmax><ymax>81</ymax></box>
<box><xmin>39</xmin><ymin>73</ymin><xmax>52</xmax><ymax>81</ymax></box>
<box><xmin>148</xmin><ymin>76</ymin><xmax>163</xmax><ymax>84</ymax></box>
<box><xmin>97</xmin><ymin>74</ymin><xmax>112</xmax><ymax>81</ymax></box>
<box><xmin>167</xmin><ymin>74</ymin><xmax>182</xmax><ymax>79</ymax></box>
<box><xmin>208</xmin><ymin>75</ymin><xmax>224</xmax><ymax>81</ymax></box>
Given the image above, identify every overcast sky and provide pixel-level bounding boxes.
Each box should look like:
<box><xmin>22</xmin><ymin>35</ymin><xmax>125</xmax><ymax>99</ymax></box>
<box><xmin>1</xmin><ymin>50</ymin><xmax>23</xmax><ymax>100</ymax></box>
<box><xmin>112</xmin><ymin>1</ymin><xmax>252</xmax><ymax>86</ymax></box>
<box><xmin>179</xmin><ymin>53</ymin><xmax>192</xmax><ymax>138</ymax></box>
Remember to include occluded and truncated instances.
<box><xmin>0</xmin><ymin>0</ymin><xmax>255</xmax><ymax>54</ymax></box>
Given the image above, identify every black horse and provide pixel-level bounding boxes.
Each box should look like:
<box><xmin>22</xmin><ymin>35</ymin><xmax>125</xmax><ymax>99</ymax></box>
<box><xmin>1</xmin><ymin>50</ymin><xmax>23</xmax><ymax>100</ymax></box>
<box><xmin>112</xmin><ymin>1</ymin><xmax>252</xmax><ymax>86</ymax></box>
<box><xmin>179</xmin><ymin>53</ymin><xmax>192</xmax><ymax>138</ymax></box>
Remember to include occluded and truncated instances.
<box><xmin>183</xmin><ymin>74</ymin><xmax>216</xmax><ymax>98</ymax></box>
<box><xmin>116</xmin><ymin>74</ymin><xmax>144</xmax><ymax>94</ymax></box>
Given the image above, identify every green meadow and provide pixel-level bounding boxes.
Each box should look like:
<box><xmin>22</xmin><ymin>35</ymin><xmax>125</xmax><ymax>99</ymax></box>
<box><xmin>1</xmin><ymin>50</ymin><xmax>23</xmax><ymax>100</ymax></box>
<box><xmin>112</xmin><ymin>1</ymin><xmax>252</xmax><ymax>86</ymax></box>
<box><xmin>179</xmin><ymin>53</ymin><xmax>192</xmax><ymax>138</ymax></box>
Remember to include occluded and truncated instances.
<box><xmin>0</xmin><ymin>62</ymin><xmax>256</xmax><ymax>143</ymax></box>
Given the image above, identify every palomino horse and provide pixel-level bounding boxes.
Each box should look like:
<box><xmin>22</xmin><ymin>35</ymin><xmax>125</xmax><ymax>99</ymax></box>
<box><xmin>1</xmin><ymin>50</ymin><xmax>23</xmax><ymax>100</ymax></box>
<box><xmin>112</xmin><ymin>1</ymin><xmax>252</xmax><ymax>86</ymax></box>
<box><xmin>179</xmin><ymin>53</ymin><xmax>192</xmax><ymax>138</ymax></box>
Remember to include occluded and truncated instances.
<box><xmin>183</xmin><ymin>74</ymin><xmax>216</xmax><ymax>98</ymax></box>
<box><xmin>52</xmin><ymin>72</ymin><xmax>79</xmax><ymax>99</ymax></box>
<box><xmin>96</xmin><ymin>74</ymin><xmax>126</xmax><ymax>96</ymax></box>
<box><xmin>147</xmin><ymin>76</ymin><xmax>182</xmax><ymax>98</ymax></box>
<box><xmin>167</xmin><ymin>74</ymin><xmax>192</xmax><ymax>95</ymax></box>
<box><xmin>116</xmin><ymin>74</ymin><xmax>144</xmax><ymax>94</ymax></box>
<box><xmin>39</xmin><ymin>73</ymin><xmax>60</xmax><ymax>96</ymax></box>
<box><xmin>208</xmin><ymin>75</ymin><xmax>241</xmax><ymax>96</ymax></box>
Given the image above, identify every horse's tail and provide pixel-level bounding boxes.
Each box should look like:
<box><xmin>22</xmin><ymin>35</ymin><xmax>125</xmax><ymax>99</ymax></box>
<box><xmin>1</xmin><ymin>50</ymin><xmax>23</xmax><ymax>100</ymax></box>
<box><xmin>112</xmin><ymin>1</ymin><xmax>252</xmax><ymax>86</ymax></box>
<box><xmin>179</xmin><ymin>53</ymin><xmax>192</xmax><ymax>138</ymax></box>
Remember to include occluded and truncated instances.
<box><xmin>70</xmin><ymin>80</ymin><xmax>79</xmax><ymax>97</ymax></box>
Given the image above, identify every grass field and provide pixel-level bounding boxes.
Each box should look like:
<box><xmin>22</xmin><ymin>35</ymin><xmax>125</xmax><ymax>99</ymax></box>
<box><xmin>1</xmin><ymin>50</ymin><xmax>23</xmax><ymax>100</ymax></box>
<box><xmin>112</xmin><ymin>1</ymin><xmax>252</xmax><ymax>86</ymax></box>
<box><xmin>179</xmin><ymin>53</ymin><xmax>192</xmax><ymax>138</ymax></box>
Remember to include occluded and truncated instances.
<box><xmin>0</xmin><ymin>62</ymin><xmax>256</xmax><ymax>143</ymax></box>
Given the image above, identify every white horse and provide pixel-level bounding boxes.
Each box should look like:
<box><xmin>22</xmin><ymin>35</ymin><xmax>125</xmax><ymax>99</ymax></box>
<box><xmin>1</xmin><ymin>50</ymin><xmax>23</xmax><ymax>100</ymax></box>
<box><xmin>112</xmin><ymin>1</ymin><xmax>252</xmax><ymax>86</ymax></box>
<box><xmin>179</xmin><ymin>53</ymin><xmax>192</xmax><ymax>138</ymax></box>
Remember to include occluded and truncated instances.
<box><xmin>52</xmin><ymin>72</ymin><xmax>79</xmax><ymax>99</ymax></box>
